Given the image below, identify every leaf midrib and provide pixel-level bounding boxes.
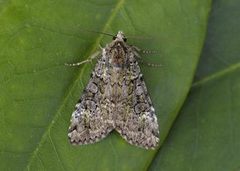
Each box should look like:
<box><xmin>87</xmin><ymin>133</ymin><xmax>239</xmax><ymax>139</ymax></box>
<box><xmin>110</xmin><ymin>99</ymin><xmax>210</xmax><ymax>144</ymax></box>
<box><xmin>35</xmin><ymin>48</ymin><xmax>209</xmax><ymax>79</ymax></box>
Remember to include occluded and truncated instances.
<box><xmin>25</xmin><ymin>0</ymin><xmax>125</xmax><ymax>170</ymax></box>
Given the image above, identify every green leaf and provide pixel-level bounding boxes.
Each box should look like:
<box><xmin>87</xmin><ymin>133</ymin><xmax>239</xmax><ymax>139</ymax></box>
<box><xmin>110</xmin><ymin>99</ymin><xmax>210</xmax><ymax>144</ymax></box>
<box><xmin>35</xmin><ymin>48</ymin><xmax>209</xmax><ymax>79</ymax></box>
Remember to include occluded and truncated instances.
<box><xmin>0</xmin><ymin>0</ymin><xmax>210</xmax><ymax>170</ymax></box>
<box><xmin>149</xmin><ymin>0</ymin><xmax>240</xmax><ymax>170</ymax></box>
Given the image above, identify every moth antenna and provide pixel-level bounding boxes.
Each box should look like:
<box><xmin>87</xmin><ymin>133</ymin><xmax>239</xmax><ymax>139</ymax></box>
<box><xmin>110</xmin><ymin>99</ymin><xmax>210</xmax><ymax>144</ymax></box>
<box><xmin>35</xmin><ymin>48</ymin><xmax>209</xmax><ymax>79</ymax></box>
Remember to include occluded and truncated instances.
<box><xmin>89</xmin><ymin>30</ymin><xmax>115</xmax><ymax>37</ymax></box>
<box><xmin>127</xmin><ymin>35</ymin><xmax>154</xmax><ymax>40</ymax></box>
<box><xmin>78</xmin><ymin>28</ymin><xmax>114</xmax><ymax>37</ymax></box>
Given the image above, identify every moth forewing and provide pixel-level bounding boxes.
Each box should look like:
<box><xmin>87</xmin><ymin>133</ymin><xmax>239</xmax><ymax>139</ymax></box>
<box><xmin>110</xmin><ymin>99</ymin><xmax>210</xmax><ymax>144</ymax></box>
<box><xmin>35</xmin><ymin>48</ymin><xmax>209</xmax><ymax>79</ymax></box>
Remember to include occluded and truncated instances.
<box><xmin>68</xmin><ymin>31</ymin><xmax>159</xmax><ymax>149</ymax></box>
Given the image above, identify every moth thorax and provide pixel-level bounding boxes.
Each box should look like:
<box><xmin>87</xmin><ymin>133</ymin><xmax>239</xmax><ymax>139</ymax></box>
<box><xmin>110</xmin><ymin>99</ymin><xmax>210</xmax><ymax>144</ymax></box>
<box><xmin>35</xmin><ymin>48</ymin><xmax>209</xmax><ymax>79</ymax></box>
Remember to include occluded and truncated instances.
<box><xmin>110</xmin><ymin>43</ymin><xmax>127</xmax><ymax>68</ymax></box>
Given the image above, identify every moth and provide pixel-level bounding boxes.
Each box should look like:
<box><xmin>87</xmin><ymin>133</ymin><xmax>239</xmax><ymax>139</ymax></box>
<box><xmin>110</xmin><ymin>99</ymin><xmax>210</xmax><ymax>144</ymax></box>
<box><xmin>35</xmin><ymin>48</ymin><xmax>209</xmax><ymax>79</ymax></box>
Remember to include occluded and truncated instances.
<box><xmin>68</xmin><ymin>31</ymin><xmax>159</xmax><ymax>149</ymax></box>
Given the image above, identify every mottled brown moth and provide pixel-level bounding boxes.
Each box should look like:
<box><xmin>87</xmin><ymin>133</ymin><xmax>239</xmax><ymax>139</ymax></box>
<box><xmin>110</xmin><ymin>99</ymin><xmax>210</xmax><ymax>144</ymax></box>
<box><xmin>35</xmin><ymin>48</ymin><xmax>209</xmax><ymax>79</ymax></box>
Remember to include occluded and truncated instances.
<box><xmin>68</xmin><ymin>31</ymin><xmax>159</xmax><ymax>149</ymax></box>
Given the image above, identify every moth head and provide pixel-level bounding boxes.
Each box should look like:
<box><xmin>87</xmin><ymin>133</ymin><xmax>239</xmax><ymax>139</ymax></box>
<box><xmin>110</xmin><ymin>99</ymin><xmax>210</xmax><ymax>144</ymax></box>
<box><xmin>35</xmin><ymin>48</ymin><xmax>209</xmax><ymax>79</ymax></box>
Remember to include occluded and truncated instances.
<box><xmin>113</xmin><ymin>31</ymin><xmax>127</xmax><ymax>42</ymax></box>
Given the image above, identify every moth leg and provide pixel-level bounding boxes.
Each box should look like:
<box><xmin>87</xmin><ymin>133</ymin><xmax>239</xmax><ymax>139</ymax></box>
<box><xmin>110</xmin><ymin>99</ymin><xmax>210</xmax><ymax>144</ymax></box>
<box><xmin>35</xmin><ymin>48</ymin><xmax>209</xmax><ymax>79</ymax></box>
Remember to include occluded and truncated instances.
<box><xmin>131</xmin><ymin>45</ymin><xmax>141</xmax><ymax>52</ymax></box>
<box><xmin>65</xmin><ymin>50</ymin><xmax>101</xmax><ymax>67</ymax></box>
<box><xmin>131</xmin><ymin>46</ymin><xmax>161</xmax><ymax>67</ymax></box>
<box><xmin>99</xmin><ymin>44</ymin><xmax>103</xmax><ymax>49</ymax></box>
<box><xmin>140</xmin><ymin>60</ymin><xmax>162</xmax><ymax>67</ymax></box>
<box><xmin>141</xmin><ymin>50</ymin><xmax>159</xmax><ymax>54</ymax></box>
<box><xmin>136</xmin><ymin>56</ymin><xmax>162</xmax><ymax>67</ymax></box>
<box><xmin>131</xmin><ymin>45</ymin><xmax>158</xmax><ymax>54</ymax></box>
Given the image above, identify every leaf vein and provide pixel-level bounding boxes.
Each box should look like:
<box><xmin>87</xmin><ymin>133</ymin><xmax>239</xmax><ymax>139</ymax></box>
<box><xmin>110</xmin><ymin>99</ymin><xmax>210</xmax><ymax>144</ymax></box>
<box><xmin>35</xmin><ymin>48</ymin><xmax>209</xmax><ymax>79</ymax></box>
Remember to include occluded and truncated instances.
<box><xmin>192</xmin><ymin>62</ymin><xmax>240</xmax><ymax>87</ymax></box>
<box><xmin>48</xmin><ymin>132</ymin><xmax>66</xmax><ymax>171</ymax></box>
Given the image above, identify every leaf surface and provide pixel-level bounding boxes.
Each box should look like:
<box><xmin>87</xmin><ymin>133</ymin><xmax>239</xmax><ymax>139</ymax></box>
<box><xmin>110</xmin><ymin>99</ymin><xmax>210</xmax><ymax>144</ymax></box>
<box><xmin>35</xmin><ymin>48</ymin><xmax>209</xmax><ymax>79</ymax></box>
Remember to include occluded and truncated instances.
<box><xmin>149</xmin><ymin>0</ymin><xmax>240</xmax><ymax>170</ymax></box>
<box><xmin>0</xmin><ymin>0</ymin><xmax>210</xmax><ymax>170</ymax></box>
